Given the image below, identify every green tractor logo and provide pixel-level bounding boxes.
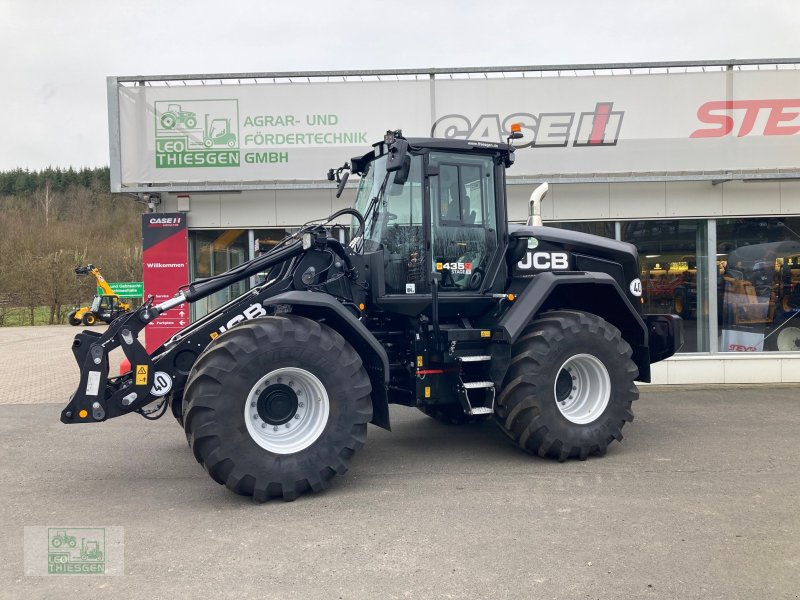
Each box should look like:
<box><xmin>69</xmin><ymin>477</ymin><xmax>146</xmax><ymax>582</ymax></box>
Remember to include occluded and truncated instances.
<box><xmin>50</xmin><ymin>529</ymin><xmax>77</xmax><ymax>549</ymax></box>
<box><xmin>160</xmin><ymin>103</ymin><xmax>197</xmax><ymax>129</ymax></box>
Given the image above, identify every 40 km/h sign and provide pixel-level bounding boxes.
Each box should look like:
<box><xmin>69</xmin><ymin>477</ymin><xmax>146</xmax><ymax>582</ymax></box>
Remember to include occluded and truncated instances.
<box><xmin>97</xmin><ymin>282</ymin><xmax>144</xmax><ymax>298</ymax></box>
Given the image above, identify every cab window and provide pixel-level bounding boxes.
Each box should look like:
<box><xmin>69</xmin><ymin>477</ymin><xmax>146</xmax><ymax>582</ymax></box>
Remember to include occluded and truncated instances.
<box><xmin>430</xmin><ymin>153</ymin><xmax>498</xmax><ymax>291</ymax></box>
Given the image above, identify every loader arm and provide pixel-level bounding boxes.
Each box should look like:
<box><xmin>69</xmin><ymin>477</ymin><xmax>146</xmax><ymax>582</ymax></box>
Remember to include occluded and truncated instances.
<box><xmin>61</xmin><ymin>234</ymin><xmax>314</xmax><ymax>424</ymax></box>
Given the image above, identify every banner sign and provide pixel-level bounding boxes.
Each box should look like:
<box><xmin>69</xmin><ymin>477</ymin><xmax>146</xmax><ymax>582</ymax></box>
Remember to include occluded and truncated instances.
<box><xmin>141</xmin><ymin>213</ymin><xmax>189</xmax><ymax>352</ymax></box>
<box><xmin>115</xmin><ymin>70</ymin><xmax>800</xmax><ymax>189</ymax></box>
<box><xmin>97</xmin><ymin>281</ymin><xmax>144</xmax><ymax>298</ymax></box>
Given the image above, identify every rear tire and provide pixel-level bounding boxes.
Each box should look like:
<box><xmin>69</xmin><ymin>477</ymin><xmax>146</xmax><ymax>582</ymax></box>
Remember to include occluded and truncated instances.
<box><xmin>81</xmin><ymin>313</ymin><xmax>96</xmax><ymax>326</ymax></box>
<box><xmin>160</xmin><ymin>113</ymin><xmax>176</xmax><ymax>129</ymax></box>
<box><xmin>495</xmin><ymin>310</ymin><xmax>638</xmax><ymax>461</ymax></box>
<box><xmin>183</xmin><ymin>315</ymin><xmax>372</xmax><ymax>501</ymax></box>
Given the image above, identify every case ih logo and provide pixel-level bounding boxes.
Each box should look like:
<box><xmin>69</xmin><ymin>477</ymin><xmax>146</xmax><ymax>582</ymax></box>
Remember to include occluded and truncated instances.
<box><xmin>148</xmin><ymin>217</ymin><xmax>182</xmax><ymax>227</ymax></box>
<box><xmin>691</xmin><ymin>99</ymin><xmax>800</xmax><ymax>138</ymax></box>
<box><xmin>432</xmin><ymin>102</ymin><xmax>624</xmax><ymax>148</ymax></box>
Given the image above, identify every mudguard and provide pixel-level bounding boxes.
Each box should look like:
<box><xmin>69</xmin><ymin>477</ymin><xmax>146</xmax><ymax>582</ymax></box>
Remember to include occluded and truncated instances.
<box><xmin>499</xmin><ymin>272</ymin><xmax>669</xmax><ymax>383</ymax></box>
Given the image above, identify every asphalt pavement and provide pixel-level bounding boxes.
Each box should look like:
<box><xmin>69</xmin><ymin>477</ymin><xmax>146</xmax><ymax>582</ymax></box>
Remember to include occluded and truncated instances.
<box><xmin>0</xmin><ymin>325</ymin><xmax>798</xmax><ymax>599</ymax></box>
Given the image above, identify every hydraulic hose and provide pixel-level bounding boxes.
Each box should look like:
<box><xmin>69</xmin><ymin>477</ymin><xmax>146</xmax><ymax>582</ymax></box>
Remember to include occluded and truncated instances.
<box><xmin>184</xmin><ymin>240</ymin><xmax>304</xmax><ymax>302</ymax></box>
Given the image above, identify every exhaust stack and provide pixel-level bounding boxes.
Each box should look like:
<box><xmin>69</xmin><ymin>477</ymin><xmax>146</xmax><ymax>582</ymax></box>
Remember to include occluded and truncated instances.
<box><xmin>526</xmin><ymin>183</ymin><xmax>548</xmax><ymax>227</ymax></box>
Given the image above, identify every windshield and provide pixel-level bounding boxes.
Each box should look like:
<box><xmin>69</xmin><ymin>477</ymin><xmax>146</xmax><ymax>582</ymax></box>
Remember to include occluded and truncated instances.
<box><xmin>351</xmin><ymin>154</ymin><xmax>423</xmax><ymax>252</ymax></box>
<box><xmin>91</xmin><ymin>296</ymin><xmax>101</xmax><ymax>312</ymax></box>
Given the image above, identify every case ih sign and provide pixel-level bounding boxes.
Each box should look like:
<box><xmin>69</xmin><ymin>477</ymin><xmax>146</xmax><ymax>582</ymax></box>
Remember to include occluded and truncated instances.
<box><xmin>141</xmin><ymin>213</ymin><xmax>189</xmax><ymax>352</ymax></box>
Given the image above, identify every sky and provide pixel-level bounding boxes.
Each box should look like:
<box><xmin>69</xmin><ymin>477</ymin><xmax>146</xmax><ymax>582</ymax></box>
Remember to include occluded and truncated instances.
<box><xmin>0</xmin><ymin>0</ymin><xmax>798</xmax><ymax>171</ymax></box>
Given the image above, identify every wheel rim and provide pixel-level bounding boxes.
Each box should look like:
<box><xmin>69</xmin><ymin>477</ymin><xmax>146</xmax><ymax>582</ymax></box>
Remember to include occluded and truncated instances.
<box><xmin>244</xmin><ymin>367</ymin><xmax>329</xmax><ymax>454</ymax></box>
<box><xmin>554</xmin><ymin>354</ymin><xmax>611</xmax><ymax>425</ymax></box>
<box><xmin>776</xmin><ymin>327</ymin><xmax>800</xmax><ymax>351</ymax></box>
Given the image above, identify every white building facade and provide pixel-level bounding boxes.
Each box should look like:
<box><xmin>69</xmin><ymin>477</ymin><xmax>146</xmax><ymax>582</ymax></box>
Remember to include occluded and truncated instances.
<box><xmin>109</xmin><ymin>60</ymin><xmax>800</xmax><ymax>384</ymax></box>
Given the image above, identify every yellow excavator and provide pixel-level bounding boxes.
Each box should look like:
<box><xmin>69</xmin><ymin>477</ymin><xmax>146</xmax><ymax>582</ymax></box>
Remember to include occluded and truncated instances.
<box><xmin>67</xmin><ymin>265</ymin><xmax>132</xmax><ymax>326</ymax></box>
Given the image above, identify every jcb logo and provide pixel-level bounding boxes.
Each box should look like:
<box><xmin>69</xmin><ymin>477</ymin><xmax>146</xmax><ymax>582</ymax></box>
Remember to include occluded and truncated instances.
<box><xmin>214</xmin><ymin>303</ymin><xmax>267</xmax><ymax>337</ymax></box>
<box><xmin>517</xmin><ymin>252</ymin><xmax>570</xmax><ymax>270</ymax></box>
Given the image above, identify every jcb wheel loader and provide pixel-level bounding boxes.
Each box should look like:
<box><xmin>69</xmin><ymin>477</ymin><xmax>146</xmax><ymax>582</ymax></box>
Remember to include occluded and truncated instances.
<box><xmin>61</xmin><ymin>129</ymin><xmax>682</xmax><ymax>501</ymax></box>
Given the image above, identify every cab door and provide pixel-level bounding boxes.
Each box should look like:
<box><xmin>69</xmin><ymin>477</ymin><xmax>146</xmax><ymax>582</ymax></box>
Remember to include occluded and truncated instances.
<box><xmin>428</xmin><ymin>152</ymin><xmax>500</xmax><ymax>293</ymax></box>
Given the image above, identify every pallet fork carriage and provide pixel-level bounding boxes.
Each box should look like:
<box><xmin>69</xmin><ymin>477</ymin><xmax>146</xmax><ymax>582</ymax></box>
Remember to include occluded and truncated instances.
<box><xmin>62</xmin><ymin>129</ymin><xmax>682</xmax><ymax>501</ymax></box>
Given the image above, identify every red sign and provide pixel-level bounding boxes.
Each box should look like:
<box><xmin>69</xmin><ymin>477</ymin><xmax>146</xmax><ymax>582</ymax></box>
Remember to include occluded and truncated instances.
<box><xmin>142</xmin><ymin>213</ymin><xmax>189</xmax><ymax>353</ymax></box>
<box><xmin>691</xmin><ymin>99</ymin><xmax>800</xmax><ymax>138</ymax></box>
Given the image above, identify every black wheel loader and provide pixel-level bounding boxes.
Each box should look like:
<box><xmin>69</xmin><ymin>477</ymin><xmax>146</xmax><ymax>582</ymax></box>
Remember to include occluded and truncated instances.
<box><xmin>61</xmin><ymin>129</ymin><xmax>682</xmax><ymax>501</ymax></box>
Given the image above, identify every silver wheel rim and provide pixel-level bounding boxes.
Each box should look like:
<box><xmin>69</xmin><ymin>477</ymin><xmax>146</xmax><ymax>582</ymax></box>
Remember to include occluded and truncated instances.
<box><xmin>244</xmin><ymin>367</ymin><xmax>329</xmax><ymax>454</ymax></box>
<box><xmin>776</xmin><ymin>327</ymin><xmax>800</xmax><ymax>352</ymax></box>
<box><xmin>554</xmin><ymin>354</ymin><xmax>611</xmax><ymax>425</ymax></box>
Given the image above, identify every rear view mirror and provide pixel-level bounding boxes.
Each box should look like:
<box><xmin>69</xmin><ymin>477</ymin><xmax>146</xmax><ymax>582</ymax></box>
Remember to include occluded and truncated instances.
<box><xmin>385</xmin><ymin>139</ymin><xmax>408</xmax><ymax>173</ymax></box>
<box><xmin>335</xmin><ymin>171</ymin><xmax>349</xmax><ymax>198</ymax></box>
<box><xmin>393</xmin><ymin>156</ymin><xmax>411</xmax><ymax>186</ymax></box>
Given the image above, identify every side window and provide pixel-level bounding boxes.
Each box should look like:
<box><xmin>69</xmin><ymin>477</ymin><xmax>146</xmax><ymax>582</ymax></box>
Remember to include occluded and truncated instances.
<box><xmin>438</xmin><ymin>164</ymin><xmax>461</xmax><ymax>224</ymax></box>
<box><xmin>430</xmin><ymin>153</ymin><xmax>498</xmax><ymax>291</ymax></box>
<box><xmin>461</xmin><ymin>165</ymin><xmax>483</xmax><ymax>225</ymax></box>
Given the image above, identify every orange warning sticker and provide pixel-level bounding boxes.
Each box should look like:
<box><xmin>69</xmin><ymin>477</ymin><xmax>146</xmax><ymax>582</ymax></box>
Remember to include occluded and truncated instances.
<box><xmin>135</xmin><ymin>365</ymin><xmax>148</xmax><ymax>385</ymax></box>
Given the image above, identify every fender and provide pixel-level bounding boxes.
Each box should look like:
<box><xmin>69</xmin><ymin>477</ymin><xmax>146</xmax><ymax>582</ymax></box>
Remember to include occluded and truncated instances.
<box><xmin>499</xmin><ymin>272</ymin><xmax>654</xmax><ymax>382</ymax></box>
<box><xmin>262</xmin><ymin>291</ymin><xmax>391</xmax><ymax>430</ymax></box>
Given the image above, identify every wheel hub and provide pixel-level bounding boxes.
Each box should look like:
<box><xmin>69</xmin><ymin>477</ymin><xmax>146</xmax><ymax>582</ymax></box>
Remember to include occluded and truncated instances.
<box><xmin>257</xmin><ymin>384</ymin><xmax>298</xmax><ymax>425</ymax></box>
<box><xmin>244</xmin><ymin>367</ymin><xmax>330</xmax><ymax>454</ymax></box>
<box><xmin>553</xmin><ymin>353</ymin><xmax>611</xmax><ymax>425</ymax></box>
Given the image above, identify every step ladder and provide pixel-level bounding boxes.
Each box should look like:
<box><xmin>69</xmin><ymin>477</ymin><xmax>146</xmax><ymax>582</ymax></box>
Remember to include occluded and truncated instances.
<box><xmin>456</xmin><ymin>354</ymin><xmax>495</xmax><ymax>416</ymax></box>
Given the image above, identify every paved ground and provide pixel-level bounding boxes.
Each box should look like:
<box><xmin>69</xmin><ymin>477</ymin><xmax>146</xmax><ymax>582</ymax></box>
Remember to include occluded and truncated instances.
<box><xmin>0</xmin><ymin>325</ymin><xmax>138</xmax><ymax>405</ymax></box>
<box><xmin>0</xmin><ymin>325</ymin><xmax>798</xmax><ymax>599</ymax></box>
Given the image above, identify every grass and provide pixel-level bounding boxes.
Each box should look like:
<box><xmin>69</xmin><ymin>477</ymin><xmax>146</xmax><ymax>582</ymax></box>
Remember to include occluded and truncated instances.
<box><xmin>0</xmin><ymin>306</ymin><xmax>69</xmax><ymax>327</ymax></box>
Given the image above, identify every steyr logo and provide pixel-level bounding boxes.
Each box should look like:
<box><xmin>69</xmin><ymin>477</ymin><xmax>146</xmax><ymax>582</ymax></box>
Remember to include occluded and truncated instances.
<box><xmin>431</xmin><ymin>102</ymin><xmax>625</xmax><ymax>148</ymax></box>
<box><xmin>691</xmin><ymin>99</ymin><xmax>800</xmax><ymax>138</ymax></box>
<box><xmin>155</xmin><ymin>99</ymin><xmax>240</xmax><ymax>169</ymax></box>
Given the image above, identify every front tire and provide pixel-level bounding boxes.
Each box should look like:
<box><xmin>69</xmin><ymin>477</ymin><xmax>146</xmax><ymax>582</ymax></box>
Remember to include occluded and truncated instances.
<box><xmin>67</xmin><ymin>310</ymin><xmax>81</xmax><ymax>326</ymax></box>
<box><xmin>183</xmin><ymin>315</ymin><xmax>372</xmax><ymax>501</ymax></box>
<box><xmin>495</xmin><ymin>310</ymin><xmax>638</xmax><ymax>461</ymax></box>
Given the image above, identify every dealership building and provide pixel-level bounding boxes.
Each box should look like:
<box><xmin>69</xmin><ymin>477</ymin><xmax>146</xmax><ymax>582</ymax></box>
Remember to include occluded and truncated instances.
<box><xmin>109</xmin><ymin>59</ymin><xmax>800</xmax><ymax>384</ymax></box>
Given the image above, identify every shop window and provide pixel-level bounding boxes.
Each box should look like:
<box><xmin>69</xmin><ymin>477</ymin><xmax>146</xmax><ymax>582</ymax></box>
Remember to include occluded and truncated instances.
<box><xmin>253</xmin><ymin>228</ymin><xmax>296</xmax><ymax>286</ymax></box>
<box><xmin>717</xmin><ymin>218</ymin><xmax>800</xmax><ymax>353</ymax></box>
<box><xmin>548</xmin><ymin>221</ymin><xmax>616</xmax><ymax>239</ymax></box>
<box><xmin>622</xmin><ymin>219</ymin><xmax>709</xmax><ymax>353</ymax></box>
<box><xmin>189</xmin><ymin>229</ymin><xmax>248</xmax><ymax>320</ymax></box>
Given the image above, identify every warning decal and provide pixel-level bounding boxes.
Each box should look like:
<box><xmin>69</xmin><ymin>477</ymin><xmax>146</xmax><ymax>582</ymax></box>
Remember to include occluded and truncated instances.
<box><xmin>135</xmin><ymin>365</ymin><xmax>149</xmax><ymax>385</ymax></box>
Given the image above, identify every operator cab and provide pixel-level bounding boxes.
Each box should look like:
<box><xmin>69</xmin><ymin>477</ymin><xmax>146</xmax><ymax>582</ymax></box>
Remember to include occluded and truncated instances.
<box><xmin>349</xmin><ymin>131</ymin><xmax>512</xmax><ymax>311</ymax></box>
